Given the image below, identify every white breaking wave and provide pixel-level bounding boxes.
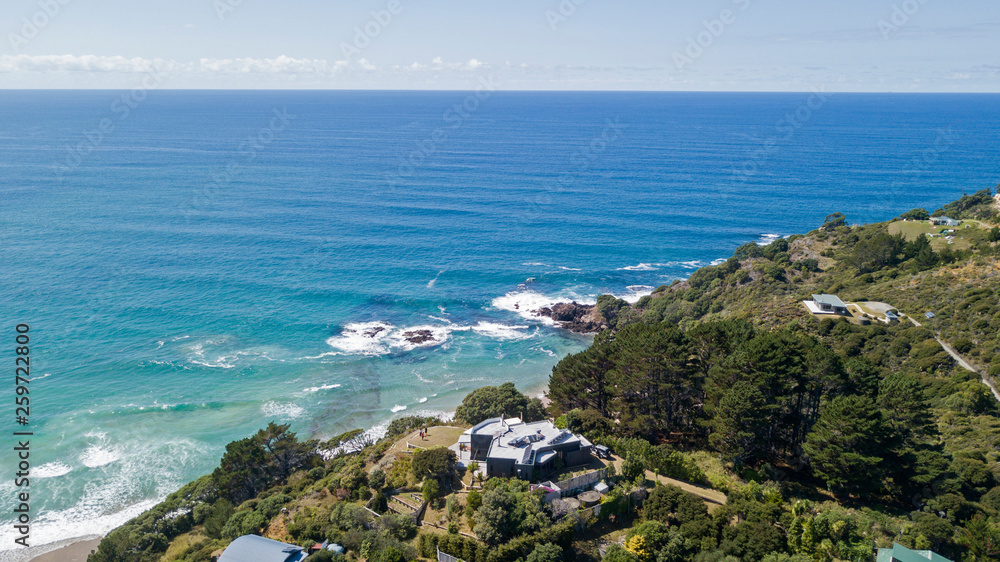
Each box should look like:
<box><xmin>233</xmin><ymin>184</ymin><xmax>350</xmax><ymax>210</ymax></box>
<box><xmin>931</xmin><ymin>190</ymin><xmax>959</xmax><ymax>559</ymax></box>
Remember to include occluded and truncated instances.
<box><xmin>493</xmin><ymin>286</ymin><xmax>654</xmax><ymax>319</ymax></box>
<box><xmin>303</xmin><ymin>383</ymin><xmax>342</xmax><ymax>394</ymax></box>
<box><xmin>612</xmin><ymin>259</ymin><xmax>729</xmax><ymax>272</ymax></box>
<box><xmin>534</xmin><ymin>346</ymin><xmax>557</xmax><ymax>357</ymax></box>
<box><xmin>618</xmin><ymin>285</ymin><xmax>656</xmax><ymax>303</ymax></box>
<box><xmin>419</xmin><ymin>397</ymin><xmax>428</xmax><ymax>404</ymax></box>
<box><xmin>617</xmin><ymin>262</ymin><xmax>657</xmax><ymax>271</ymax></box>
<box><xmin>322</xmin><ymin>318</ymin><xmax>536</xmax><ymax>357</ymax></box>
<box><xmin>79</xmin><ymin>432</ymin><xmax>121</xmax><ymax>468</ymax></box>
<box><xmin>471</xmin><ymin>321</ymin><xmax>534</xmax><ymax>341</ymax></box>
<box><xmin>0</xmin><ymin>437</ymin><xmax>207</xmax><ymax>554</ymax></box>
<box><xmin>34</xmin><ymin>462</ymin><xmax>73</xmax><ymax>479</ymax></box>
<box><xmin>491</xmin><ymin>290</ymin><xmax>561</xmax><ymax>324</ymax></box>
<box><xmin>183</xmin><ymin>336</ymin><xmax>287</xmax><ymax>369</ymax></box>
<box><xmin>390</xmin><ymin>404</ymin><xmax>407</xmax><ymax>413</ymax></box>
<box><xmin>260</xmin><ymin>401</ymin><xmax>305</xmax><ymax>420</ymax></box>
<box><xmin>426</xmin><ymin>269</ymin><xmax>445</xmax><ymax>289</ymax></box>
<box><xmin>324</xmin><ymin>321</ymin><xmax>395</xmax><ymax>356</ymax></box>
<box><xmin>757</xmin><ymin>233</ymin><xmax>783</xmax><ymax>246</ymax></box>
<box><xmin>80</xmin><ymin>446</ymin><xmax>121</xmax><ymax>468</ymax></box>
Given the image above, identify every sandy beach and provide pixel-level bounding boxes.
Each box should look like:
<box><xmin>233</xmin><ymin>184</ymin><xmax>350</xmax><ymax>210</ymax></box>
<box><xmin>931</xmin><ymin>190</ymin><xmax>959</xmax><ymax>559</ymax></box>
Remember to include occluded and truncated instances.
<box><xmin>15</xmin><ymin>537</ymin><xmax>101</xmax><ymax>562</ymax></box>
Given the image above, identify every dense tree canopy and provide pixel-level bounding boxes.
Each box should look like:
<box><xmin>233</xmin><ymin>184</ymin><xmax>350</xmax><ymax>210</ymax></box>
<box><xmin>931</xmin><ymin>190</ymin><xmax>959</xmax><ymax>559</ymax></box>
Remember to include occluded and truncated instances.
<box><xmin>212</xmin><ymin>422</ymin><xmax>317</xmax><ymax>504</ymax></box>
<box><xmin>803</xmin><ymin>395</ymin><xmax>892</xmax><ymax>496</ymax></box>
<box><xmin>411</xmin><ymin>447</ymin><xmax>458</xmax><ymax>484</ymax></box>
<box><xmin>455</xmin><ymin>382</ymin><xmax>546</xmax><ymax>425</ymax></box>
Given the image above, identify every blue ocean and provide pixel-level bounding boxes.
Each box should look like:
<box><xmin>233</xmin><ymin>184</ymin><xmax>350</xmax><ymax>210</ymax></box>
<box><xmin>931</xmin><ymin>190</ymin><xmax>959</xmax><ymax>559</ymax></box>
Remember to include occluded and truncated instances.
<box><xmin>1</xmin><ymin>90</ymin><xmax>998</xmax><ymax>550</ymax></box>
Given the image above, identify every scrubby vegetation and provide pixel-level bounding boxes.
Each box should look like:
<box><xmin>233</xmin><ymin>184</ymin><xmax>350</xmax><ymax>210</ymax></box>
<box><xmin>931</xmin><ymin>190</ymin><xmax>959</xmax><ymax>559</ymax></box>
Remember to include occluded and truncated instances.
<box><xmin>542</xmin><ymin>187</ymin><xmax>1000</xmax><ymax>561</ymax></box>
<box><xmin>91</xmin><ymin>188</ymin><xmax>1000</xmax><ymax>562</ymax></box>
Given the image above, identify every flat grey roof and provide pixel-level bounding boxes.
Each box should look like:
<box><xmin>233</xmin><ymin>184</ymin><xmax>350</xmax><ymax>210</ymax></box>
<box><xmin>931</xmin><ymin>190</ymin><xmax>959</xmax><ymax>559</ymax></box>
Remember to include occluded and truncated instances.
<box><xmin>479</xmin><ymin>419</ymin><xmax>583</xmax><ymax>464</ymax></box>
<box><xmin>812</xmin><ymin>294</ymin><xmax>847</xmax><ymax>308</ymax></box>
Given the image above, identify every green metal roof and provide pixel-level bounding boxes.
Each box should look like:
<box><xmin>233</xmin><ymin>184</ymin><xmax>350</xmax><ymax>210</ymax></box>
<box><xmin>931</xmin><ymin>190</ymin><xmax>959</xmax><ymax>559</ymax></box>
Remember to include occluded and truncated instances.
<box><xmin>876</xmin><ymin>542</ymin><xmax>952</xmax><ymax>562</ymax></box>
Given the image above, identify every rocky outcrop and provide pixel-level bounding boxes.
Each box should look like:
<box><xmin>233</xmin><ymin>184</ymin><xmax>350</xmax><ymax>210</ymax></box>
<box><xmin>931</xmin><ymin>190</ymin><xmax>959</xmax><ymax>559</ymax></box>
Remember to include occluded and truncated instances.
<box><xmin>401</xmin><ymin>330</ymin><xmax>436</xmax><ymax>344</ymax></box>
<box><xmin>535</xmin><ymin>302</ymin><xmax>608</xmax><ymax>333</ymax></box>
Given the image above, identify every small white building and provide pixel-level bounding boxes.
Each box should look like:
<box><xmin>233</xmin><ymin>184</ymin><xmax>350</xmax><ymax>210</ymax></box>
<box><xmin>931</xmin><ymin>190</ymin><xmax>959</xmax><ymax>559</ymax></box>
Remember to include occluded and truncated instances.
<box><xmin>930</xmin><ymin>216</ymin><xmax>960</xmax><ymax>227</ymax></box>
<box><xmin>804</xmin><ymin>294</ymin><xmax>848</xmax><ymax>315</ymax></box>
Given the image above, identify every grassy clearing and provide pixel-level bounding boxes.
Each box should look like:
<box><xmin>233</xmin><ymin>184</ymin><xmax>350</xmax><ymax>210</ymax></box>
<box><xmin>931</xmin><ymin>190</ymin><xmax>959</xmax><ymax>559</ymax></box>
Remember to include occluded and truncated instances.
<box><xmin>404</xmin><ymin>426</ymin><xmax>467</xmax><ymax>450</ymax></box>
<box><xmin>378</xmin><ymin>425</ymin><xmax>468</xmax><ymax>470</ymax></box>
<box><xmin>889</xmin><ymin>220</ymin><xmax>977</xmax><ymax>250</ymax></box>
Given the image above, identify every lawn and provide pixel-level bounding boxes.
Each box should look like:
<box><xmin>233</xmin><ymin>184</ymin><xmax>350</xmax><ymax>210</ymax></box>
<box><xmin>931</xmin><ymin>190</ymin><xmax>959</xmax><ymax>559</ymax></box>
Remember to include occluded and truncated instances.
<box><xmin>888</xmin><ymin>220</ymin><xmax>973</xmax><ymax>250</ymax></box>
<box><xmin>376</xmin><ymin>425</ymin><xmax>469</xmax><ymax>473</ymax></box>
<box><xmin>405</xmin><ymin>426</ymin><xmax>467</xmax><ymax>450</ymax></box>
<box><xmin>383</xmin><ymin>426</ymin><xmax>467</xmax><ymax>455</ymax></box>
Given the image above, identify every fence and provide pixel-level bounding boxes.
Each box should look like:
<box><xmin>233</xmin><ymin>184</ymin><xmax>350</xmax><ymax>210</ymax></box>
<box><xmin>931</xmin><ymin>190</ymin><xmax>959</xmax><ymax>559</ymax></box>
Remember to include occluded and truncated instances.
<box><xmin>437</xmin><ymin>547</ymin><xmax>466</xmax><ymax>562</ymax></box>
<box><xmin>552</xmin><ymin>468</ymin><xmax>607</xmax><ymax>496</ymax></box>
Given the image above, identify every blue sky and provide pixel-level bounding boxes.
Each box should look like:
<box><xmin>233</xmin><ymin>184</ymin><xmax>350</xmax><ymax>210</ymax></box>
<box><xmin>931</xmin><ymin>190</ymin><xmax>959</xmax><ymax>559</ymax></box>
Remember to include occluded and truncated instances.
<box><xmin>1</xmin><ymin>0</ymin><xmax>997</xmax><ymax>90</ymax></box>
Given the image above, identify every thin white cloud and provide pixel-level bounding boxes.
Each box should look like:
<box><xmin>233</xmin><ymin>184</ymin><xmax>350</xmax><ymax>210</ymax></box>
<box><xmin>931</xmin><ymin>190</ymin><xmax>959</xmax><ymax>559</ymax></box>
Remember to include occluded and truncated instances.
<box><xmin>400</xmin><ymin>57</ymin><xmax>489</xmax><ymax>72</ymax></box>
<box><xmin>197</xmin><ymin>55</ymin><xmax>330</xmax><ymax>74</ymax></box>
<box><xmin>0</xmin><ymin>54</ymin><xmax>164</xmax><ymax>73</ymax></box>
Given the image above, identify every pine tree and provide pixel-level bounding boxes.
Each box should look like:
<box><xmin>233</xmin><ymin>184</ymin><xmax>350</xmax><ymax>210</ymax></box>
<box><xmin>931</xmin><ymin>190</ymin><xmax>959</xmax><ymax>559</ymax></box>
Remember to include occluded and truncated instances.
<box><xmin>803</xmin><ymin>395</ymin><xmax>892</xmax><ymax>496</ymax></box>
<box><xmin>711</xmin><ymin>380</ymin><xmax>769</xmax><ymax>466</ymax></box>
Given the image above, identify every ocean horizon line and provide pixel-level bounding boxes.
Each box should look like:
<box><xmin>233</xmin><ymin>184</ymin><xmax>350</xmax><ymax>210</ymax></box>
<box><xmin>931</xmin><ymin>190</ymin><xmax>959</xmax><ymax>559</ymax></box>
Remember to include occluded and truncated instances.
<box><xmin>4</xmin><ymin>88</ymin><xmax>1000</xmax><ymax>95</ymax></box>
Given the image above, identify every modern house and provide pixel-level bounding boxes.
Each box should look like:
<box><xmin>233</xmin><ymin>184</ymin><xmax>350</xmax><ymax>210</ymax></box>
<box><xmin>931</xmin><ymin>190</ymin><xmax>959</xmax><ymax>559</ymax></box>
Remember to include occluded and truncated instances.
<box><xmin>930</xmin><ymin>216</ymin><xmax>960</xmax><ymax>227</ymax></box>
<box><xmin>218</xmin><ymin>535</ymin><xmax>308</xmax><ymax>562</ymax></box>
<box><xmin>876</xmin><ymin>542</ymin><xmax>952</xmax><ymax>562</ymax></box>
<box><xmin>457</xmin><ymin>417</ymin><xmax>593</xmax><ymax>481</ymax></box>
<box><xmin>804</xmin><ymin>294</ymin><xmax>849</xmax><ymax>315</ymax></box>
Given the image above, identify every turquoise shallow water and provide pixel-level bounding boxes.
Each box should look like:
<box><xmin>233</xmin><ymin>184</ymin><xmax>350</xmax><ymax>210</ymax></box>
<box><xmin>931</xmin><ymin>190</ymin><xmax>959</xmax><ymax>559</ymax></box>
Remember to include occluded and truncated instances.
<box><xmin>1</xmin><ymin>90</ymin><xmax>998</xmax><ymax>548</ymax></box>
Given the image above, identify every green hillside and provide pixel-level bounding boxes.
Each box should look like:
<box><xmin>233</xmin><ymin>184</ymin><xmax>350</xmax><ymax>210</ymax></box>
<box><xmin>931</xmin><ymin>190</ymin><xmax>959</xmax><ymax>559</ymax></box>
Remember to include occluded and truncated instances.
<box><xmin>88</xmin><ymin>187</ymin><xmax>1000</xmax><ymax>562</ymax></box>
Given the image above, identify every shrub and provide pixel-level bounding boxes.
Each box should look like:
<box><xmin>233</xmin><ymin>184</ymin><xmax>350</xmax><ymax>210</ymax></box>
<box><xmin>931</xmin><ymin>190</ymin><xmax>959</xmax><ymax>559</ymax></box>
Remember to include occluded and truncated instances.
<box><xmin>953</xmin><ymin>338</ymin><xmax>974</xmax><ymax>354</ymax></box>
<box><xmin>412</xmin><ymin>447</ymin><xmax>458</xmax><ymax>483</ymax></box>
<box><xmin>376</xmin><ymin>513</ymin><xmax>417</xmax><ymax>541</ymax></box>
<box><xmin>422</xmin><ymin>479</ymin><xmax>441</xmax><ymax>504</ymax></box>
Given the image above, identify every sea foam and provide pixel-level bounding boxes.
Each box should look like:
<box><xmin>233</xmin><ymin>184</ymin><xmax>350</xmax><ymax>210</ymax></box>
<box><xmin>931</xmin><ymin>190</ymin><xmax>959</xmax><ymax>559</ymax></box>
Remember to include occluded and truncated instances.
<box><xmin>34</xmin><ymin>462</ymin><xmax>73</xmax><ymax>479</ymax></box>
<box><xmin>261</xmin><ymin>401</ymin><xmax>305</xmax><ymax>420</ymax></box>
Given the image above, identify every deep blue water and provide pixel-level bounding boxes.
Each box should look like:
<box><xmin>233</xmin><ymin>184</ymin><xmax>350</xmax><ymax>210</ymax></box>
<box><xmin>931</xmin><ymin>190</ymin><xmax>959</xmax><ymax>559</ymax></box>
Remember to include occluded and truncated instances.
<box><xmin>1</xmin><ymin>90</ymin><xmax>998</xmax><ymax>549</ymax></box>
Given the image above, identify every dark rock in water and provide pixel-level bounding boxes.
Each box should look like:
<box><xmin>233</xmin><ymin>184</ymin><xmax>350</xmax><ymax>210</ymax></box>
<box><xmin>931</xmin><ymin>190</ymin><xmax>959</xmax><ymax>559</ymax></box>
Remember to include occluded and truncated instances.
<box><xmin>402</xmin><ymin>330</ymin><xmax>436</xmax><ymax>344</ymax></box>
<box><xmin>534</xmin><ymin>302</ymin><xmax>608</xmax><ymax>334</ymax></box>
<box><xmin>362</xmin><ymin>326</ymin><xmax>386</xmax><ymax>338</ymax></box>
